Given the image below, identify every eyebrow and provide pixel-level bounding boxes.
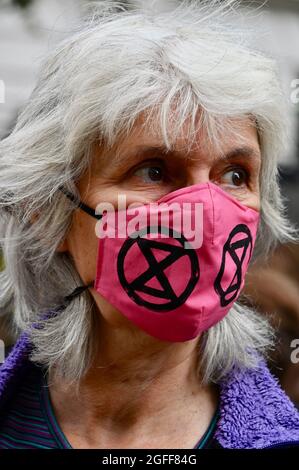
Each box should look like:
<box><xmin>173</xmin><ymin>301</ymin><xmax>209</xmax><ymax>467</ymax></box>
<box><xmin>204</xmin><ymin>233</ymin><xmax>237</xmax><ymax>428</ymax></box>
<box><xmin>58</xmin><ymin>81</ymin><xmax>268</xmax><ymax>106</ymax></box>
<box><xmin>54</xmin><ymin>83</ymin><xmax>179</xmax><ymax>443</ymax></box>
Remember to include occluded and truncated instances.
<box><xmin>219</xmin><ymin>146</ymin><xmax>261</xmax><ymax>162</ymax></box>
<box><xmin>111</xmin><ymin>144</ymin><xmax>261</xmax><ymax>167</ymax></box>
<box><xmin>111</xmin><ymin>145</ymin><xmax>178</xmax><ymax>166</ymax></box>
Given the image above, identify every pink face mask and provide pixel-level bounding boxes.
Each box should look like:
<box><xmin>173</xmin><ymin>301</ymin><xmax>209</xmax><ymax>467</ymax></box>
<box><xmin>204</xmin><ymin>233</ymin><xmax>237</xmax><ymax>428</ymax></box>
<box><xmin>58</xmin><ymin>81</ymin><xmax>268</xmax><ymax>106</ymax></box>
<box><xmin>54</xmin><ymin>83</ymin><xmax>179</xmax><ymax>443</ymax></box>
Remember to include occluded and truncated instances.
<box><xmin>60</xmin><ymin>182</ymin><xmax>260</xmax><ymax>342</ymax></box>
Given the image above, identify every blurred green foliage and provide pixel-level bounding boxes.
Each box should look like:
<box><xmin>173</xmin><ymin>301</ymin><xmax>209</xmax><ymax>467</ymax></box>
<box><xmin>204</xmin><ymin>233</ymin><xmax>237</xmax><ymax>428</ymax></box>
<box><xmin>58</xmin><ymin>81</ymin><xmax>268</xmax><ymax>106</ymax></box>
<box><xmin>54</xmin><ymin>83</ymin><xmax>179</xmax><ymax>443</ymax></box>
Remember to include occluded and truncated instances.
<box><xmin>12</xmin><ymin>0</ymin><xmax>34</xmax><ymax>8</ymax></box>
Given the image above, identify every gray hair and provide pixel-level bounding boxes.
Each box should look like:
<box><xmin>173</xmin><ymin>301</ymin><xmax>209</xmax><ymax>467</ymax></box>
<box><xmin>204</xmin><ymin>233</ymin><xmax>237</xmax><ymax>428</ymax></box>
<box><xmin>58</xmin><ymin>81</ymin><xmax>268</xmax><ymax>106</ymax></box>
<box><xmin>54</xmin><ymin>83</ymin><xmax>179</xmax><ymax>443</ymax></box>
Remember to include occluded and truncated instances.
<box><xmin>0</xmin><ymin>0</ymin><xmax>297</xmax><ymax>384</ymax></box>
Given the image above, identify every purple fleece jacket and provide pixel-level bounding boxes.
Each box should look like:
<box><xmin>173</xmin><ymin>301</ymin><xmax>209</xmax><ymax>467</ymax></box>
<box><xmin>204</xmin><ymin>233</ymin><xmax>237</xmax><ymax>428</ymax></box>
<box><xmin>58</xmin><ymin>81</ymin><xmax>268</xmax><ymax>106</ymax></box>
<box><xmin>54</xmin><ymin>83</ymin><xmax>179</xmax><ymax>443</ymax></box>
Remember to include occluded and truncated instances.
<box><xmin>0</xmin><ymin>329</ymin><xmax>299</xmax><ymax>449</ymax></box>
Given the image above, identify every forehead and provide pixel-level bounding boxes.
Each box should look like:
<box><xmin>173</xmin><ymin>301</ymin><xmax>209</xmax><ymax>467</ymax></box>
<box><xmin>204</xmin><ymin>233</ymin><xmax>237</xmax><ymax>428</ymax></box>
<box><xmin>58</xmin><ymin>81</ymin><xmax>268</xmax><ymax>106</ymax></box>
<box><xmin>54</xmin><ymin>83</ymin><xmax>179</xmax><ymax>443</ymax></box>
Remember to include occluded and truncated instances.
<box><xmin>96</xmin><ymin>113</ymin><xmax>261</xmax><ymax>168</ymax></box>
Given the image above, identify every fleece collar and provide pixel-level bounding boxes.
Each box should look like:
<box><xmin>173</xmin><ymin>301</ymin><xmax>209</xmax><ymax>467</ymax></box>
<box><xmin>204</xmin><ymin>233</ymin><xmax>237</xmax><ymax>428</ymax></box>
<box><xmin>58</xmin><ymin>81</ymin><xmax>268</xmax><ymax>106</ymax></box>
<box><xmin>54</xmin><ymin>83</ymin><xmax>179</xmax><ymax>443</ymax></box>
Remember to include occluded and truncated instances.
<box><xmin>0</xmin><ymin>331</ymin><xmax>299</xmax><ymax>449</ymax></box>
<box><xmin>215</xmin><ymin>358</ymin><xmax>299</xmax><ymax>448</ymax></box>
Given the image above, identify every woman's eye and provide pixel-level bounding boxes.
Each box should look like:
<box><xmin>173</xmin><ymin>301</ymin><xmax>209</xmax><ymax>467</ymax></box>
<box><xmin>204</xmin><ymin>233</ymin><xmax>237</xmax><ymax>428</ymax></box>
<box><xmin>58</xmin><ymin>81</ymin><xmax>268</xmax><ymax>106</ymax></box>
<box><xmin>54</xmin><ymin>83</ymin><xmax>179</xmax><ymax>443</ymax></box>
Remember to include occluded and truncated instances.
<box><xmin>222</xmin><ymin>168</ymin><xmax>249</xmax><ymax>187</ymax></box>
<box><xmin>133</xmin><ymin>165</ymin><xmax>165</xmax><ymax>184</ymax></box>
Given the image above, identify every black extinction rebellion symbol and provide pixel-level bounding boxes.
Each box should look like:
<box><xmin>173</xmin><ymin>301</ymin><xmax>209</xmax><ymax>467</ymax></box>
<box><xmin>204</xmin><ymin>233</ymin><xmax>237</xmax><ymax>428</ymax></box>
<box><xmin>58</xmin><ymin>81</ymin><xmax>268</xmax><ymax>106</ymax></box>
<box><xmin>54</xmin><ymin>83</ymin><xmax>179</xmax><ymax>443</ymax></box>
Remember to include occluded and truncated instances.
<box><xmin>117</xmin><ymin>226</ymin><xmax>199</xmax><ymax>311</ymax></box>
<box><xmin>214</xmin><ymin>224</ymin><xmax>253</xmax><ymax>307</ymax></box>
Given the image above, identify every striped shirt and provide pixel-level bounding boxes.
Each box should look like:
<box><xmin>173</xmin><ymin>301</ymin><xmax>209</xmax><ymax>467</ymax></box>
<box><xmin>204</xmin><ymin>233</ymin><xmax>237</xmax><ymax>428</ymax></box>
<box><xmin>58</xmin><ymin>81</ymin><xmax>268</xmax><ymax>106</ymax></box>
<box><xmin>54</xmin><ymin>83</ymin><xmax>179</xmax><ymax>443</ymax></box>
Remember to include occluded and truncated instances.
<box><xmin>0</xmin><ymin>362</ymin><xmax>219</xmax><ymax>449</ymax></box>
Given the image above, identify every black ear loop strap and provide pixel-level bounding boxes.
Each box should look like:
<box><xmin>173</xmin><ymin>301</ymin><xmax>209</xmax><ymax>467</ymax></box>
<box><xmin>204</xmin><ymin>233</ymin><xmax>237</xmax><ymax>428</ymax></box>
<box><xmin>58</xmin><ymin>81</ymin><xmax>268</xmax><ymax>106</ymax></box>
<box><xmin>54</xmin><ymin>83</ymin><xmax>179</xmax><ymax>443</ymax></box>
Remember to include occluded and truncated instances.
<box><xmin>58</xmin><ymin>185</ymin><xmax>103</xmax><ymax>221</ymax></box>
<box><xmin>58</xmin><ymin>186</ymin><xmax>103</xmax><ymax>305</ymax></box>
<box><xmin>61</xmin><ymin>282</ymin><xmax>94</xmax><ymax>306</ymax></box>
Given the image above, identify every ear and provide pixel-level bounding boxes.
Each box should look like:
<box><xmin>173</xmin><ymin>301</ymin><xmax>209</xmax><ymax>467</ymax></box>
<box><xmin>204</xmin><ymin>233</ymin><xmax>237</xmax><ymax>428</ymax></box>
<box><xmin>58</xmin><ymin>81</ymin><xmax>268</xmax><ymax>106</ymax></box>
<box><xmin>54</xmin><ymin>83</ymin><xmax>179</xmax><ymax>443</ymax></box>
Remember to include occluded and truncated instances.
<box><xmin>56</xmin><ymin>238</ymin><xmax>68</xmax><ymax>253</ymax></box>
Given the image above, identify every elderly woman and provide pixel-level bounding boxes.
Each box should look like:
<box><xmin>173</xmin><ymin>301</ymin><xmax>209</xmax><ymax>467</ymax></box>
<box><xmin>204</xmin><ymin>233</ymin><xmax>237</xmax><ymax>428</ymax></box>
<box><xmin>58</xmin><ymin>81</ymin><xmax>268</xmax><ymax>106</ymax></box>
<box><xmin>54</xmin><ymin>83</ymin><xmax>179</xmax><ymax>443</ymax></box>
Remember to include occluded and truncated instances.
<box><xmin>0</xmin><ymin>1</ymin><xmax>298</xmax><ymax>450</ymax></box>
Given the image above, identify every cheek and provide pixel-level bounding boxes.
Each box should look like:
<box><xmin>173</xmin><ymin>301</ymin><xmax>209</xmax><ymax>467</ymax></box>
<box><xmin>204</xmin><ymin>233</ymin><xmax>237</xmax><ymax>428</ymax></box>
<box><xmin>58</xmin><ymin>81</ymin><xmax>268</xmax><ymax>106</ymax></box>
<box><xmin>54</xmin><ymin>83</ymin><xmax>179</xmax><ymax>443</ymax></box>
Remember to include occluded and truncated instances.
<box><xmin>245</xmin><ymin>191</ymin><xmax>260</xmax><ymax>212</ymax></box>
<box><xmin>67</xmin><ymin>214</ymin><xmax>99</xmax><ymax>284</ymax></box>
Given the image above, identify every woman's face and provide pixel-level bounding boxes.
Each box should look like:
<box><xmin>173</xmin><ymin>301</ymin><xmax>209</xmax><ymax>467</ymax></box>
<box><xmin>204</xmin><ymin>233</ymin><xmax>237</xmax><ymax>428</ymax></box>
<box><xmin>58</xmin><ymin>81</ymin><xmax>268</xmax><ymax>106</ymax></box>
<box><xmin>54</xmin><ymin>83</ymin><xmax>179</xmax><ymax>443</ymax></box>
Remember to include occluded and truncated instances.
<box><xmin>59</xmin><ymin>116</ymin><xmax>261</xmax><ymax>331</ymax></box>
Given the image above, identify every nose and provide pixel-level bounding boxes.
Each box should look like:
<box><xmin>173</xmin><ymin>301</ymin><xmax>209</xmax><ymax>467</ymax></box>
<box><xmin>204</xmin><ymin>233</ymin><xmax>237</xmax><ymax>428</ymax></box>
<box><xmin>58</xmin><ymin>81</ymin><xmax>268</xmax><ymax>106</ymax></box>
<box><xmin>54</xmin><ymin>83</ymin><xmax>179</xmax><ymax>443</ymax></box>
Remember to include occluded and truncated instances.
<box><xmin>185</xmin><ymin>167</ymin><xmax>211</xmax><ymax>187</ymax></box>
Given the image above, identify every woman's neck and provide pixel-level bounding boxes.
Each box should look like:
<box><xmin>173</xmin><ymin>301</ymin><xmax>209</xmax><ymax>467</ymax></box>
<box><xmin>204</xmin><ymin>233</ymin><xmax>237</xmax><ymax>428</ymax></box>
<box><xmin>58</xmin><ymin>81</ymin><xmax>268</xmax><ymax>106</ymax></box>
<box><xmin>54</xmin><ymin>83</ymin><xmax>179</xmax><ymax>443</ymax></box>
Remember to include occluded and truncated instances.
<box><xmin>47</xmin><ymin>315</ymin><xmax>219</xmax><ymax>448</ymax></box>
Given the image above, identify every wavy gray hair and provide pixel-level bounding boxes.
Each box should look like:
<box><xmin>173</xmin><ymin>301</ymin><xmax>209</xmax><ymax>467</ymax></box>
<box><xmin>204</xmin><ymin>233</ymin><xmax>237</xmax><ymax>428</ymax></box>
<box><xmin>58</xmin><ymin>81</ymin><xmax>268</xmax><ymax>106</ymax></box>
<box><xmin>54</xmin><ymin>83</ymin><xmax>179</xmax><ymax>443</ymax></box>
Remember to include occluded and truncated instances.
<box><xmin>0</xmin><ymin>0</ymin><xmax>296</xmax><ymax>384</ymax></box>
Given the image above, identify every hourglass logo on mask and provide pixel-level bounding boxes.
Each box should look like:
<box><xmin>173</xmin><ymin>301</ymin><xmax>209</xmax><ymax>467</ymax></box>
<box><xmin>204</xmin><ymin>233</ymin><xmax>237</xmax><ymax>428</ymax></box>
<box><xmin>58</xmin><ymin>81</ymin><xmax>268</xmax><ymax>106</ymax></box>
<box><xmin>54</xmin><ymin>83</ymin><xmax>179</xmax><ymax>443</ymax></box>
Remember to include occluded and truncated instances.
<box><xmin>94</xmin><ymin>194</ymin><xmax>204</xmax><ymax>249</ymax></box>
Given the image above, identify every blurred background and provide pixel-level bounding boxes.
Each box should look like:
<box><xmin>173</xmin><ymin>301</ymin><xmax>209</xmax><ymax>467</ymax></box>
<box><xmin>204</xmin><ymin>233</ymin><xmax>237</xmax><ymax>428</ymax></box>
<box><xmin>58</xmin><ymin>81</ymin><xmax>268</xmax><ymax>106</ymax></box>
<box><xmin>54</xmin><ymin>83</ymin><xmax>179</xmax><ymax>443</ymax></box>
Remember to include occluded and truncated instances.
<box><xmin>0</xmin><ymin>0</ymin><xmax>299</xmax><ymax>406</ymax></box>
